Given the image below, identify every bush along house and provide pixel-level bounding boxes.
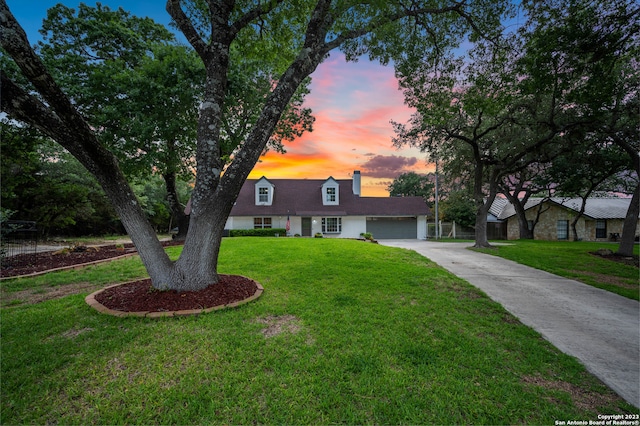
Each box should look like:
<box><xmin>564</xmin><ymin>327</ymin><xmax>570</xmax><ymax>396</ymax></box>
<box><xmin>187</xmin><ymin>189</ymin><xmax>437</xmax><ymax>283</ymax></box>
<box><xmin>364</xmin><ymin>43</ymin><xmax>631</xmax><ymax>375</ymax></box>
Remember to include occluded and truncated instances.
<box><xmin>225</xmin><ymin>171</ymin><xmax>430</xmax><ymax>239</ymax></box>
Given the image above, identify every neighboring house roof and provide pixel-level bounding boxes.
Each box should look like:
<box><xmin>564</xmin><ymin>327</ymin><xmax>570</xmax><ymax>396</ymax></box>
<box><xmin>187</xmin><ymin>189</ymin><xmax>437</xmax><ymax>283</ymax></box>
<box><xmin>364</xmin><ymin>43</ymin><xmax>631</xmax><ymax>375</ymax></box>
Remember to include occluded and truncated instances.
<box><xmin>490</xmin><ymin>197</ymin><xmax>636</xmax><ymax>220</ymax></box>
<box><xmin>488</xmin><ymin>197</ymin><xmax>509</xmax><ymax>221</ymax></box>
<box><xmin>230</xmin><ymin>179</ymin><xmax>430</xmax><ymax>217</ymax></box>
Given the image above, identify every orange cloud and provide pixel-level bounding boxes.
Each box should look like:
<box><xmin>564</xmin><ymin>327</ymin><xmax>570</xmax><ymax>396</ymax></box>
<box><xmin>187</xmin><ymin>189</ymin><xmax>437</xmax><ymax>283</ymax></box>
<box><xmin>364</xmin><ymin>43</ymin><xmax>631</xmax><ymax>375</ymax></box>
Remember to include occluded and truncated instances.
<box><xmin>250</xmin><ymin>53</ymin><xmax>435</xmax><ymax>196</ymax></box>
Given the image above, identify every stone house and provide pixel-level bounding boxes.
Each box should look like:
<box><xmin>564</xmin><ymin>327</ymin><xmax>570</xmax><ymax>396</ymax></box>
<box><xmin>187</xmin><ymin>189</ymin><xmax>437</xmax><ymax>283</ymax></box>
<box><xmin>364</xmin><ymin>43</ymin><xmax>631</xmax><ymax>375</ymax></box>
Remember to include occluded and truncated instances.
<box><xmin>489</xmin><ymin>197</ymin><xmax>639</xmax><ymax>242</ymax></box>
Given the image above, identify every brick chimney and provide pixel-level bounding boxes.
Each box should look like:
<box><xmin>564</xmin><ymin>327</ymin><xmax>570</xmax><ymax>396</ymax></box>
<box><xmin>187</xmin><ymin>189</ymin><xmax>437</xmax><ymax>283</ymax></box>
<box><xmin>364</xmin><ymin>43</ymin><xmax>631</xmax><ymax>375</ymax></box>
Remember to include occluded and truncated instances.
<box><xmin>352</xmin><ymin>170</ymin><xmax>361</xmax><ymax>197</ymax></box>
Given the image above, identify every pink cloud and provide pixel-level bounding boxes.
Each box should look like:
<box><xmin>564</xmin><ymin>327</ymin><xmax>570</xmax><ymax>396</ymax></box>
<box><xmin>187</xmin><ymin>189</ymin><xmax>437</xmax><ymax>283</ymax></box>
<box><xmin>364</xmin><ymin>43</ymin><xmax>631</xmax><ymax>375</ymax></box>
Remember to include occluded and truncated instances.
<box><xmin>360</xmin><ymin>154</ymin><xmax>419</xmax><ymax>179</ymax></box>
<box><xmin>252</xmin><ymin>52</ymin><xmax>433</xmax><ymax>195</ymax></box>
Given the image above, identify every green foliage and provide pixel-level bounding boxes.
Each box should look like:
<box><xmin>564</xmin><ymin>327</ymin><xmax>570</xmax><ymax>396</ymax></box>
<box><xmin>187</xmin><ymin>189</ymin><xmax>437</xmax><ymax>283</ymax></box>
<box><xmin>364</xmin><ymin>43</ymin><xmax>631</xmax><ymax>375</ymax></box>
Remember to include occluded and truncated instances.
<box><xmin>387</xmin><ymin>172</ymin><xmax>434</xmax><ymax>202</ymax></box>
<box><xmin>1</xmin><ymin>239</ymin><xmax>635</xmax><ymax>423</ymax></box>
<box><xmin>392</xmin><ymin>0</ymin><xmax>639</xmax><ymax>247</ymax></box>
<box><xmin>0</xmin><ymin>120</ymin><xmax>192</xmax><ymax>236</ymax></box>
<box><xmin>229</xmin><ymin>228</ymin><xmax>287</xmax><ymax>237</ymax></box>
<box><xmin>518</xmin><ymin>0</ymin><xmax>638</xmax><ymax>115</ymax></box>
<box><xmin>131</xmin><ymin>175</ymin><xmax>191</xmax><ymax>233</ymax></box>
<box><xmin>0</xmin><ymin>123</ymin><xmax>120</xmax><ymax>236</ymax></box>
<box><xmin>440</xmin><ymin>190</ymin><xmax>476</xmax><ymax>228</ymax></box>
<box><xmin>1</xmin><ymin>0</ymin><xmax>533</xmax><ymax>288</ymax></box>
<box><xmin>37</xmin><ymin>4</ymin><xmax>200</xmax><ymax>180</ymax></box>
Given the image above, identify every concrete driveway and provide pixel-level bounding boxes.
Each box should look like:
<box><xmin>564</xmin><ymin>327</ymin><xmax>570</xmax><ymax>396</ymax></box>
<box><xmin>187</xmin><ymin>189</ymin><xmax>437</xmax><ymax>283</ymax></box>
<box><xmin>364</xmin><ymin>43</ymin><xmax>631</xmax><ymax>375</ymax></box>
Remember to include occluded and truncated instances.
<box><xmin>379</xmin><ymin>240</ymin><xmax>640</xmax><ymax>408</ymax></box>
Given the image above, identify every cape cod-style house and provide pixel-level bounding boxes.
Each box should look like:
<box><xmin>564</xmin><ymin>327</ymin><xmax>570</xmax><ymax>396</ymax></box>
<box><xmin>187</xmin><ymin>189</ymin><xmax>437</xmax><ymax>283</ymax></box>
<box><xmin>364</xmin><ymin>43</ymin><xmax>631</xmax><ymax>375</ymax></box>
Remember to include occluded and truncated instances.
<box><xmin>225</xmin><ymin>171</ymin><xmax>430</xmax><ymax>239</ymax></box>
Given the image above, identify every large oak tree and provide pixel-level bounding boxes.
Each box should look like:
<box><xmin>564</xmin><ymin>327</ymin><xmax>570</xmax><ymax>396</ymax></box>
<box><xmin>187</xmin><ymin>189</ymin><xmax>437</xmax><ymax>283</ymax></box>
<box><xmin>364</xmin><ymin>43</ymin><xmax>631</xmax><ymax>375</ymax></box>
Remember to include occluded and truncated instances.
<box><xmin>393</xmin><ymin>0</ymin><xmax>639</xmax><ymax>248</ymax></box>
<box><xmin>1</xmin><ymin>0</ymin><xmax>507</xmax><ymax>291</ymax></box>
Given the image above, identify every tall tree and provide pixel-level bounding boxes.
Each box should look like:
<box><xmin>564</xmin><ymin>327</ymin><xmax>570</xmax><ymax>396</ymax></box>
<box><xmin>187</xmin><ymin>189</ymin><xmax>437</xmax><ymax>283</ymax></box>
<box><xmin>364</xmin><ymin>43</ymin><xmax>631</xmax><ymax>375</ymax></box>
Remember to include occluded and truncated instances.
<box><xmin>35</xmin><ymin>3</ymin><xmax>314</xmax><ymax>240</ymax></box>
<box><xmin>520</xmin><ymin>0</ymin><xmax>639</xmax><ymax>249</ymax></box>
<box><xmin>392</xmin><ymin>39</ymin><xmax>537</xmax><ymax>248</ymax></box>
<box><xmin>394</xmin><ymin>0</ymin><xmax>639</xmax><ymax>247</ymax></box>
<box><xmin>499</xmin><ymin>163</ymin><xmax>554</xmax><ymax>239</ymax></box>
<box><xmin>387</xmin><ymin>172</ymin><xmax>434</xmax><ymax>203</ymax></box>
<box><xmin>1</xmin><ymin>0</ymin><xmax>507</xmax><ymax>291</ymax></box>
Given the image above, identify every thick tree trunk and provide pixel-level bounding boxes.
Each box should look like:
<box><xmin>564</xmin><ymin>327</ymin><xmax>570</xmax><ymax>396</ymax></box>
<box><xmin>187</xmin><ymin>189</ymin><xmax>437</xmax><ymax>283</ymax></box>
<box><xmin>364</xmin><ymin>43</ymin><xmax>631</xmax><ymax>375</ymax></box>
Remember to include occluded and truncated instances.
<box><xmin>5</xmin><ymin>0</ymin><xmax>405</xmax><ymax>292</ymax></box>
<box><xmin>472</xmin><ymin>157</ymin><xmax>496</xmax><ymax>248</ymax></box>
<box><xmin>617</xmin><ymin>183</ymin><xmax>639</xmax><ymax>256</ymax></box>
<box><xmin>168</xmin><ymin>203</ymin><xmax>228</xmax><ymax>291</ymax></box>
<box><xmin>474</xmin><ymin>192</ymin><xmax>496</xmax><ymax>248</ymax></box>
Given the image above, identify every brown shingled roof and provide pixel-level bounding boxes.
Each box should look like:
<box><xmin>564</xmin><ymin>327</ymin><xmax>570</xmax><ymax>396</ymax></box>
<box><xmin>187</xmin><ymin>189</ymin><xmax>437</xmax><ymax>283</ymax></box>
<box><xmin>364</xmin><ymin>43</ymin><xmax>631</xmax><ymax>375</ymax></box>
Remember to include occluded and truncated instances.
<box><xmin>230</xmin><ymin>179</ymin><xmax>430</xmax><ymax>217</ymax></box>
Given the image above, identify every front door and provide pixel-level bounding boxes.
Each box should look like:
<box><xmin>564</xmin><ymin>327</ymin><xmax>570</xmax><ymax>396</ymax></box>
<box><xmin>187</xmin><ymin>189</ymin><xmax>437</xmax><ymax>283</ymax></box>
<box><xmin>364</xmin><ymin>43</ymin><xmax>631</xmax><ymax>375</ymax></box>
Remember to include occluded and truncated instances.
<box><xmin>301</xmin><ymin>217</ymin><xmax>312</xmax><ymax>237</ymax></box>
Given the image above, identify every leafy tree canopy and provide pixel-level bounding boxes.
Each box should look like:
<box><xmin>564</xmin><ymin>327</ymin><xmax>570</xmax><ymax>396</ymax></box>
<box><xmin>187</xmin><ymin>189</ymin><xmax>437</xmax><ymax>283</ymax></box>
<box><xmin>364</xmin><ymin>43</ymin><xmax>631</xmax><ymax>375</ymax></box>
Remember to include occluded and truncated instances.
<box><xmin>388</xmin><ymin>172</ymin><xmax>434</xmax><ymax>203</ymax></box>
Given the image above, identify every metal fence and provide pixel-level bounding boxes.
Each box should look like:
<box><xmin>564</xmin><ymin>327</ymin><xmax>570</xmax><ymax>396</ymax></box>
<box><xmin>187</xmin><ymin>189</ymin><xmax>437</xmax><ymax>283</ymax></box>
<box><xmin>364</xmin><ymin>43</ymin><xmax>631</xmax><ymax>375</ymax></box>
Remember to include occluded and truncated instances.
<box><xmin>1</xmin><ymin>221</ymin><xmax>38</xmax><ymax>269</ymax></box>
<box><xmin>427</xmin><ymin>221</ymin><xmax>475</xmax><ymax>239</ymax></box>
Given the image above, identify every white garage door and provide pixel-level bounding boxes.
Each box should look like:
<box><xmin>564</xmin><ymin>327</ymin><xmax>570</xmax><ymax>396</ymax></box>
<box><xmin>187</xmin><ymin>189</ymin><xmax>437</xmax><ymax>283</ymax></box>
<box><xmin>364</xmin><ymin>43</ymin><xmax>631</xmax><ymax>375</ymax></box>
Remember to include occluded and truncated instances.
<box><xmin>366</xmin><ymin>217</ymin><xmax>417</xmax><ymax>239</ymax></box>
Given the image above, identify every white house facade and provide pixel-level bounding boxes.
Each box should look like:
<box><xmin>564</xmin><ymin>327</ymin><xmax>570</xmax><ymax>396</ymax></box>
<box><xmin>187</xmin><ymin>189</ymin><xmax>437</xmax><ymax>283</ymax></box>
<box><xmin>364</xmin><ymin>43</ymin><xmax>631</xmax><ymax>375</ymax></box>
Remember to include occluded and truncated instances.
<box><xmin>226</xmin><ymin>171</ymin><xmax>430</xmax><ymax>239</ymax></box>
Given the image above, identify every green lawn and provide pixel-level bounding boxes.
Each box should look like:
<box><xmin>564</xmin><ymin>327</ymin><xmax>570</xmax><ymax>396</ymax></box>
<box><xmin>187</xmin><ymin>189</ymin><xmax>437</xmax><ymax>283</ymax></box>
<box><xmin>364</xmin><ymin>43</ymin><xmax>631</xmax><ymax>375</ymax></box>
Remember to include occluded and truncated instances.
<box><xmin>1</xmin><ymin>238</ymin><xmax>636</xmax><ymax>424</ymax></box>
<box><xmin>475</xmin><ymin>240</ymin><xmax>639</xmax><ymax>300</ymax></box>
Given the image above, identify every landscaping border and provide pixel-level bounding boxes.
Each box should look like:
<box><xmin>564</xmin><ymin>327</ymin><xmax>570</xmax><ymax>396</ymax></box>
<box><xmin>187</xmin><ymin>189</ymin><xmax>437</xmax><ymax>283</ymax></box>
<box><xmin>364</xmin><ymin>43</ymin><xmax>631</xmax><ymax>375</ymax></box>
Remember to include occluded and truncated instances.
<box><xmin>85</xmin><ymin>278</ymin><xmax>264</xmax><ymax>318</ymax></box>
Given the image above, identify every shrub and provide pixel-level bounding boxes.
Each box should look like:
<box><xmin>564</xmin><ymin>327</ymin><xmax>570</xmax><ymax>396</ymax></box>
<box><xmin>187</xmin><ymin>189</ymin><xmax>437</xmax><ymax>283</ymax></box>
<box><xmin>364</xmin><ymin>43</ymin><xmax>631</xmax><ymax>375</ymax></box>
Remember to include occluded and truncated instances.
<box><xmin>360</xmin><ymin>232</ymin><xmax>374</xmax><ymax>241</ymax></box>
<box><xmin>229</xmin><ymin>228</ymin><xmax>287</xmax><ymax>237</ymax></box>
<box><xmin>314</xmin><ymin>233</ymin><xmax>323</xmax><ymax>238</ymax></box>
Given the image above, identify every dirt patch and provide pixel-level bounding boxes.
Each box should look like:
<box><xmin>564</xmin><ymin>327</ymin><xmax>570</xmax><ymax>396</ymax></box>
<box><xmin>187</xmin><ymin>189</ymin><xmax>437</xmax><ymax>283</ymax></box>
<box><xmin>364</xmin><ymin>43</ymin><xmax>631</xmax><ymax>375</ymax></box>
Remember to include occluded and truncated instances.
<box><xmin>569</xmin><ymin>270</ymin><xmax>639</xmax><ymax>290</ymax></box>
<box><xmin>61</xmin><ymin>327</ymin><xmax>95</xmax><ymax>339</ymax></box>
<box><xmin>254</xmin><ymin>315</ymin><xmax>301</xmax><ymax>338</ymax></box>
<box><xmin>522</xmin><ymin>374</ymin><xmax>623</xmax><ymax>411</ymax></box>
<box><xmin>1</xmin><ymin>282</ymin><xmax>102</xmax><ymax>306</ymax></box>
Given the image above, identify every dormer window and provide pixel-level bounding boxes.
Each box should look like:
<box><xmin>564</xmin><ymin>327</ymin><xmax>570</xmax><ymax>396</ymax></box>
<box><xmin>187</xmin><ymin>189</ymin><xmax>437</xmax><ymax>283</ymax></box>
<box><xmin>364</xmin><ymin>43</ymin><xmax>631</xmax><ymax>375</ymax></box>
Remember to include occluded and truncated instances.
<box><xmin>326</xmin><ymin>187</ymin><xmax>336</xmax><ymax>203</ymax></box>
<box><xmin>322</xmin><ymin>177</ymin><xmax>339</xmax><ymax>205</ymax></box>
<box><xmin>259</xmin><ymin>187</ymin><xmax>269</xmax><ymax>203</ymax></box>
<box><xmin>255</xmin><ymin>177</ymin><xmax>274</xmax><ymax>206</ymax></box>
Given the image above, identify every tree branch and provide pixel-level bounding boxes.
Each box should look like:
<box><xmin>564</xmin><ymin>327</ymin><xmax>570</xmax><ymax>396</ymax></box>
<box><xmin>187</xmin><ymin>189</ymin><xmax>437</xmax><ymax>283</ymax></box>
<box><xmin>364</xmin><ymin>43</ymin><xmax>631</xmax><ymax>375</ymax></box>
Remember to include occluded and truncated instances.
<box><xmin>166</xmin><ymin>0</ymin><xmax>210</xmax><ymax>60</ymax></box>
<box><xmin>1</xmin><ymin>73</ymin><xmax>67</xmax><ymax>142</ymax></box>
<box><xmin>229</xmin><ymin>0</ymin><xmax>286</xmax><ymax>37</ymax></box>
<box><xmin>325</xmin><ymin>2</ymin><xmax>468</xmax><ymax>52</ymax></box>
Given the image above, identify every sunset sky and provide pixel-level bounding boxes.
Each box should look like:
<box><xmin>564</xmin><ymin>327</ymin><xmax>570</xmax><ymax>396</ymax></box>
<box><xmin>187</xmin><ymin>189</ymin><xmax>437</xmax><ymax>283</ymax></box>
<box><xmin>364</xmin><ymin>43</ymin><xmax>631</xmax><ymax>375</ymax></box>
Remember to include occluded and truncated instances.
<box><xmin>9</xmin><ymin>1</ymin><xmax>435</xmax><ymax>196</ymax></box>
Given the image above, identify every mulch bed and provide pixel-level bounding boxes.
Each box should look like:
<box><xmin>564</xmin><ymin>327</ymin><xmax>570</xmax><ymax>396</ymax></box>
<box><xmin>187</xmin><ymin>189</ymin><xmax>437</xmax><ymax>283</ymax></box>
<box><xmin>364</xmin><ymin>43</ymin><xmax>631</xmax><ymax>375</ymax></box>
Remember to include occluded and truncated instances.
<box><xmin>94</xmin><ymin>275</ymin><xmax>258</xmax><ymax>312</ymax></box>
<box><xmin>589</xmin><ymin>250</ymin><xmax>639</xmax><ymax>268</ymax></box>
<box><xmin>0</xmin><ymin>241</ymin><xmax>180</xmax><ymax>278</ymax></box>
<box><xmin>2</xmin><ymin>240</ymin><xmax>259</xmax><ymax>313</ymax></box>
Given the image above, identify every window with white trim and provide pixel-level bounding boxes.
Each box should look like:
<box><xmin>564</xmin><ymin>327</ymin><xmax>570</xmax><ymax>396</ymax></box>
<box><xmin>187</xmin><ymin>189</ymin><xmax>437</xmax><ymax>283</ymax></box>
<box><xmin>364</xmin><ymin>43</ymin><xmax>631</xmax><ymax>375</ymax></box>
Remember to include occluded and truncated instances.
<box><xmin>258</xmin><ymin>187</ymin><xmax>269</xmax><ymax>203</ymax></box>
<box><xmin>254</xmin><ymin>217</ymin><xmax>272</xmax><ymax>229</ymax></box>
<box><xmin>322</xmin><ymin>217</ymin><xmax>342</xmax><ymax>233</ymax></box>
<box><xmin>254</xmin><ymin>177</ymin><xmax>274</xmax><ymax>205</ymax></box>
<box><xmin>322</xmin><ymin>178</ymin><xmax>339</xmax><ymax>205</ymax></box>
<box><xmin>326</xmin><ymin>187</ymin><xmax>336</xmax><ymax>203</ymax></box>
